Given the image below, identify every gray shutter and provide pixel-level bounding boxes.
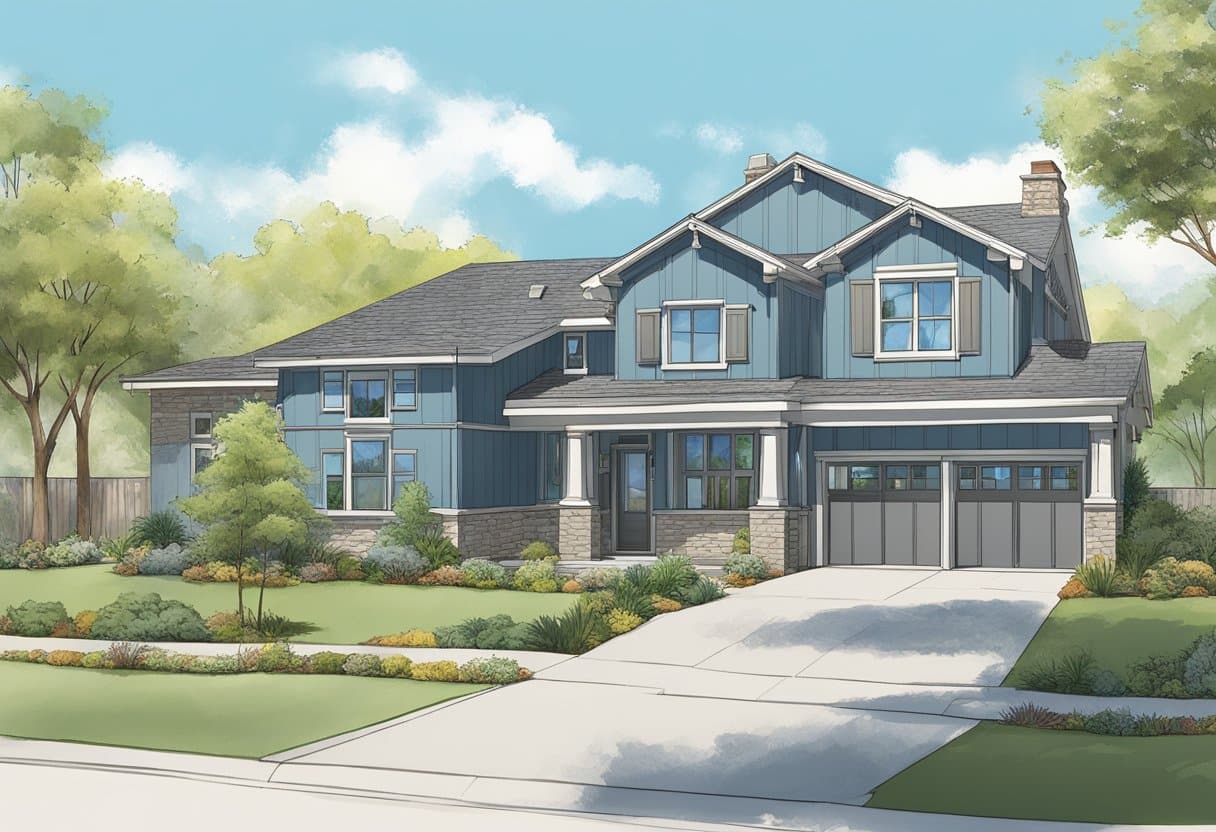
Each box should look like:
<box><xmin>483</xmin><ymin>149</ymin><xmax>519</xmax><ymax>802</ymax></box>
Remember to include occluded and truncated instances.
<box><xmin>724</xmin><ymin>307</ymin><xmax>750</xmax><ymax>363</ymax></box>
<box><xmin>850</xmin><ymin>281</ymin><xmax>874</xmax><ymax>356</ymax></box>
<box><xmin>636</xmin><ymin>310</ymin><xmax>660</xmax><ymax>364</ymax></box>
<box><xmin>959</xmin><ymin>278</ymin><xmax>982</xmax><ymax>355</ymax></box>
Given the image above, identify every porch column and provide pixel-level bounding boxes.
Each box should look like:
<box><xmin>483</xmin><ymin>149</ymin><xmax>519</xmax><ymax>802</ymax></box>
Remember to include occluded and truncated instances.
<box><xmin>558</xmin><ymin>431</ymin><xmax>600</xmax><ymax>559</ymax></box>
<box><xmin>1084</xmin><ymin>426</ymin><xmax>1117</xmax><ymax>561</ymax></box>
<box><xmin>751</xmin><ymin>428</ymin><xmax>791</xmax><ymax>575</ymax></box>
<box><xmin>756</xmin><ymin>429</ymin><xmax>788</xmax><ymax>507</ymax></box>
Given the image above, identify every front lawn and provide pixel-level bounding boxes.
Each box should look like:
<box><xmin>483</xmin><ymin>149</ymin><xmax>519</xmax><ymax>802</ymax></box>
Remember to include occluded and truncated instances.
<box><xmin>0</xmin><ymin>661</ymin><xmax>486</xmax><ymax>758</ymax></box>
<box><xmin>1006</xmin><ymin>597</ymin><xmax>1216</xmax><ymax>684</ymax></box>
<box><xmin>0</xmin><ymin>565</ymin><xmax>577</xmax><ymax>644</ymax></box>
<box><xmin>867</xmin><ymin>722</ymin><xmax>1216</xmax><ymax>824</ymax></box>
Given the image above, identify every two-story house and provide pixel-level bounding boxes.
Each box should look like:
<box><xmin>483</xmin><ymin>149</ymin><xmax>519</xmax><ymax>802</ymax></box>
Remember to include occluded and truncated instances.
<box><xmin>123</xmin><ymin>153</ymin><xmax>1152</xmax><ymax>573</ymax></box>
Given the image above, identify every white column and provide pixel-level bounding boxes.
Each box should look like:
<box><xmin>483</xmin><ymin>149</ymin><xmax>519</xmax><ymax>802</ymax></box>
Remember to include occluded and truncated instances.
<box><xmin>1089</xmin><ymin>426</ymin><xmax>1116</xmax><ymax>504</ymax></box>
<box><xmin>560</xmin><ymin>430</ymin><xmax>591</xmax><ymax>507</ymax></box>
<box><xmin>940</xmin><ymin>459</ymin><xmax>954</xmax><ymax>569</ymax></box>
<box><xmin>756</xmin><ymin>429</ymin><xmax>788</xmax><ymax>507</ymax></box>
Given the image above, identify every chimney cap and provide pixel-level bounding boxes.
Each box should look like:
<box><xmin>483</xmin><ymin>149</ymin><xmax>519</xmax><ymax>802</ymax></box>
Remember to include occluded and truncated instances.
<box><xmin>745</xmin><ymin>153</ymin><xmax>777</xmax><ymax>172</ymax></box>
<box><xmin>1029</xmin><ymin>159</ymin><xmax>1062</xmax><ymax>176</ymax></box>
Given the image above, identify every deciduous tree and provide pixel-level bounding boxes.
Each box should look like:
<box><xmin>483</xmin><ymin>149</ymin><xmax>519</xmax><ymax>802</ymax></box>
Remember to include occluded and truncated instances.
<box><xmin>1155</xmin><ymin>348</ymin><xmax>1216</xmax><ymax>486</ymax></box>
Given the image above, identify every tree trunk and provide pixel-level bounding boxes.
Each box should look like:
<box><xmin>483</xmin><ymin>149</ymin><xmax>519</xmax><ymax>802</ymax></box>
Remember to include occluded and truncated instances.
<box><xmin>29</xmin><ymin>441</ymin><xmax>51</xmax><ymax>543</ymax></box>
<box><xmin>74</xmin><ymin>406</ymin><xmax>92</xmax><ymax>539</ymax></box>
<box><xmin>256</xmin><ymin>556</ymin><xmax>268</xmax><ymax>631</ymax></box>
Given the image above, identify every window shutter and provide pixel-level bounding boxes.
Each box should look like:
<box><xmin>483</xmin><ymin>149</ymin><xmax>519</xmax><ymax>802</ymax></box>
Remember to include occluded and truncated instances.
<box><xmin>724</xmin><ymin>307</ymin><xmax>750</xmax><ymax>363</ymax></box>
<box><xmin>850</xmin><ymin>281</ymin><xmax>874</xmax><ymax>356</ymax></box>
<box><xmin>636</xmin><ymin>310</ymin><xmax>660</xmax><ymax>364</ymax></box>
<box><xmin>959</xmin><ymin>278</ymin><xmax>982</xmax><ymax>355</ymax></box>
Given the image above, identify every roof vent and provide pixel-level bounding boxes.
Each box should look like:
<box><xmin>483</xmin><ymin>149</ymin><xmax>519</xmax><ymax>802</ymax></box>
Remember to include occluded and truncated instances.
<box><xmin>528</xmin><ymin>284</ymin><xmax>546</xmax><ymax>299</ymax></box>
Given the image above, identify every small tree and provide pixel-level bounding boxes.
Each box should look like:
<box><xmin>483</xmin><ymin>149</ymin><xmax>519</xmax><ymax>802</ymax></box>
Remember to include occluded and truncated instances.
<box><xmin>1155</xmin><ymin>348</ymin><xmax>1216</xmax><ymax>486</ymax></box>
<box><xmin>378</xmin><ymin>480</ymin><xmax>440</xmax><ymax>547</ymax></box>
<box><xmin>179</xmin><ymin>401</ymin><xmax>318</xmax><ymax>628</ymax></box>
<box><xmin>1122</xmin><ymin>456</ymin><xmax>1152</xmax><ymax>528</ymax></box>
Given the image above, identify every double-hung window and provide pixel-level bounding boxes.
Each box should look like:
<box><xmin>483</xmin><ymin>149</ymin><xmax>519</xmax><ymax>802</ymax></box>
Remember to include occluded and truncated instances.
<box><xmin>350</xmin><ymin>438</ymin><xmax>388</xmax><ymax>510</ymax></box>
<box><xmin>347</xmin><ymin>372</ymin><xmax>387</xmax><ymax>420</ymax></box>
<box><xmin>322</xmin><ymin>371</ymin><xmax>345</xmax><ymax>411</ymax></box>
<box><xmin>680</xmin><ymin>432</ymin><xmax>754</xmax><ymax>509</ymax></box>
<box><xmin>392</xmin><ymin>369</ymin><xmax>417</xmax><ymax>410</ymax></box>
<box><xmin>664</xmin><ymin>302</ymin><xmax>723</xmax><ymax>368</ymax></box>
<box><xmin>322</xmin><ymin>451</ymin><xmax>344</xmax><ymax>510</ymax></box>
<box><xmin>189</xmin><ymin>412</ymin><xmax>214</xmax><ymax>478</ymax></box>
<box><xmin>875</xmin><ymin>265</ymin><xmax>957</xmax><ymax>359</ymax></box>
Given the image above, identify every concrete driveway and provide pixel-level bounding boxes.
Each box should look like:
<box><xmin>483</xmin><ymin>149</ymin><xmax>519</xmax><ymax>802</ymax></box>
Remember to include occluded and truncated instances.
<box><xmin>272</xmin><ymin>568</ymin><xmax>1062</xmax><ymax>823</ymax></box>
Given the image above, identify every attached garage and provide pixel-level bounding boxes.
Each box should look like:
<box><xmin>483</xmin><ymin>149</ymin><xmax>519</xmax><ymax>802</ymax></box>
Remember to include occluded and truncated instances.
<box><xmin>827</xmin><ymin>462</ymin><xmax>942</xmax><ymax>566</ymax></box>
<box><xmin>955</xmin><ymin>462</ymin><xmax>1082</xmax><ymax>569</ymax></box>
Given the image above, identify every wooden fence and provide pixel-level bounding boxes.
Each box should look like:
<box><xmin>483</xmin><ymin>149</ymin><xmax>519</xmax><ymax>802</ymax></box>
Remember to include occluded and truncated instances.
<box><xmin>1150</xmin><ymin>488</ymin><xmax>1216</xmax><ymax>511</ymax></box>
<box><xmin>0</xmin><ymin>477</ymin><xmax>150</xmax><ymax>542</ymax></box>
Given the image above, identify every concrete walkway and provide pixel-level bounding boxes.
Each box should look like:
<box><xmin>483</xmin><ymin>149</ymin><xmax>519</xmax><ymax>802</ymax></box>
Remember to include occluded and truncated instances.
<box><xmin>0</xmin><ymin>634</ymin><xmax>570</xmax><ymax>671</ymax></box>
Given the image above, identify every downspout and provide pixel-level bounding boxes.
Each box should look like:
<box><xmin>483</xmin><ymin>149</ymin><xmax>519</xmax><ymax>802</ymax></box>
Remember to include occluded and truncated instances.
<box><xmin>452</xmin><ymin>346</ymin><xmax>459</xmax><ymax>511</ymax></box>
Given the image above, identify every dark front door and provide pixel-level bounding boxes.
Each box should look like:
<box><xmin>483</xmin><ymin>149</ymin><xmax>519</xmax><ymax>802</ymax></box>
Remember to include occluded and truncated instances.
<box><xmin>616</xmin><ymin>448</ymin><xmax>650</xmax><ymax>552</ymax></box>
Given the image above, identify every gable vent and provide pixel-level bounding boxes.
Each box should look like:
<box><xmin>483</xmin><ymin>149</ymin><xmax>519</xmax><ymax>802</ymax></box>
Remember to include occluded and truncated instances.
<box><xmin>528</xmin><ymin>284</ymin><xmax>546</xmax><ymax>299</ymax></box>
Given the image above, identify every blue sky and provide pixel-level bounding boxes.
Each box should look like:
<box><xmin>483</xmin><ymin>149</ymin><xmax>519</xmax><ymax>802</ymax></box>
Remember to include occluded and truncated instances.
<box><xmin>6</xmin><ymin>0</ymin><xmax>1202</xmax><ymax>296</ymax></box>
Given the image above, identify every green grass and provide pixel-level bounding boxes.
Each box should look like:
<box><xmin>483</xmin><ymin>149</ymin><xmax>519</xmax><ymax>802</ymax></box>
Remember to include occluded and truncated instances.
<box><xmin>0</xmin><ymin>565</ymin><xmax>576</xmax><ymax>644</ymax></box>
<box><xmin>1006</xmin><ymin>597</ymin><xmax>1216</xmax><ymax>683</ymax></box>
<box><xmin>0</xmin><ymin>661</ymin><xmax>486</xmax><ymax>758</ymax></box>
<box><xmin>868</xmin><ymin>722</ymin><xmax>1216</xmax><ymax>824</ymax></box>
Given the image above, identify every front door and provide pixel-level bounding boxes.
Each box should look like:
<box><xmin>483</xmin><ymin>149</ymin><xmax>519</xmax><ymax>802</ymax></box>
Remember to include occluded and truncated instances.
<box><xmin>615</xmin><ymin>448</ymin><xmax>651</xmax><ymax>553</ymax></box>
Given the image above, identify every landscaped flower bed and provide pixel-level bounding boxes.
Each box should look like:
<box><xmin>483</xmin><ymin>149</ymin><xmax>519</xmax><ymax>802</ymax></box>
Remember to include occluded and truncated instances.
<box><xmin>0</xmin><ymin>641</ymin><xmax>530</xmax><ymax>684</ymax></box>
<box><xmin>1001</xmin><ymin>702</ymin><xmax>1216</xmax><ymax>737</ymax></box>
<box><xmin>0</xmin><ymin>536</ymin><xmax>106</xmax><ymax>570</ymax></box>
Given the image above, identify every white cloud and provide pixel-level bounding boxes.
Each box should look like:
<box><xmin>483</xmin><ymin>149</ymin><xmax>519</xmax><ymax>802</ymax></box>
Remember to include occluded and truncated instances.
<box><xmin>665</xmin><ymin>120</ymin><xmax>829</xmax><ymax>163</ymax></box>
<box><xmin>107</xmin><ymin>52</ymin><xmax>658</xmax><ymax>250</ymax></box>
<box><xmin>885</xmin><ymin>143</ymin><xmax>1213</xmax><ymax>301</ymax></box>
<box><xmin>694</xmin><ymin>123</ymin><xmax>744</xmax><ymax>155</ymax></box>
<box><xmin>323</xmin><ymin>47</ymin><xmax>418</xmax><ymax>95</ymax></box>
<box><xmin>0</xmin><ymin>65</ymin><xmax>20</xmax><ymax>87</ymax></box>
<box><xmin>765</xmin><ymin>122</ymin><xmax>828</xmax><ymax>159</ymax></box>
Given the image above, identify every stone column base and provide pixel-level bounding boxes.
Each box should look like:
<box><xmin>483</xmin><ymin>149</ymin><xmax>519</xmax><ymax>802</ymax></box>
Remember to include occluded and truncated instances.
<box><xmin>1084</xmin><ymin>503</ymin><xmax>1118</xmax><ymax>562</ymax></box>
<box><xmin>749</xmin><ymin>507</ymin><xmax>796</xmax><ymax>575</ymax></box>
<box><xmin>558</xmin><ymin>505</ymin><xmax>601</xmax><ymax>560</ymax></box>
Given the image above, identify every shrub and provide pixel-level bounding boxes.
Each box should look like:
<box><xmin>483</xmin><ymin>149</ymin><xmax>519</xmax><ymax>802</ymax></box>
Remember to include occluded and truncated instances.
<box><xmin>378</xmin><ymin>481</ymin><xmax>440</xmax><ymax>548</ymax></box>
<box><xmin>578</xmin><ymin>592</ymin><xmax>615</xmax><ymax>617</ymax></box>
<box><xmin>5</xmin><ymin>600</ymin><xmax>69</xmax><ymax>637</ymax></box>
<box><xmin>46</xmin><ymin>649</ymin><xmax>84</xmax><ymax>667</ymax></box>
<box><xmin>731</xmin><ymin>527</ymin><xmax>751</xmax><ymax>554</ymax></box>
<box><xmin>130</xmin><ymin>511</ymin><xmax>190</xmax><ymax>548</ymax></box>
<box><xmin>723</xmin><ymin>552</ymin><xmax>767</xmax><ymax>581</ymax></box>
<box><xmin>42</xmin><ymin>536</ymin><xmax>103</xmax><ymax>568</ymax></box>
<box><xmin>513</xmin><ymin>559</ymin><xmax>559</xmax><ymax>592</ymax></box>
<box><xmin>1144</xmin><ymin>557</ymin><xmax>1216</xmax><ymax>599</ymax></box>
<box><xmin>1073</xmin><ymin>555</ymin><xmax>1118</xmax><ymax>597</ymax></box>
<box><xmin>1082</xmin><ymin>708</ymin><xmax>1138</xmax><ymax>737</ymax></box>
<box><xmin>381</xmin><ymin>655</ymin><xmax>414</xmax><ymax>678</ymax></box>
<box><xmin>1013</xmin><ymin>651</ymin><xmax>1100</xmax><ymax>695</ymax></box>
<box><xmin>1057</xmin><ymin>577</ymin><xmax>1091</xmax><ymax>600</ymax></box>
<box><xmin>1090</xmin><ymin>669</ymin><xmax>1128</xmax><ymax>697</ymax></box>
<box><xmin>573</xmin><ymin>567</ymin><xmax>619</xmax><ymax>592</ymax></box>
<box><xmin>525</xmin><ymin>604</ymin><xmax>610</xmax><ymax>654</ymax></box>
<box><xmin>308</xmin><ymin>651</ymin><xmax>348</xmax><ymax>674</ymax></box>
<box><xmin>105</xmin><ymin>642</ymin><xmax>150</xmax><ymax>669</ymax></box>
<box><xmin>366</xmin><ymin>630</ymin><xmax>438</xmax><ymax>648</ymax></box>
<box><xmin>651</xmin><ymin>596</ymin><xmax>682</xmax><ymax>613</ymax></box>
<box><xmin>300</xmin><ymin>563</ymin><xmax>338</xmax><ymax>583</ymax></box>
<box><xmin>460</xmin><ymin>558</ymin><xmax>509</xmax><ymax>589</ymax></box>
<box><xmin>275</xmin><ymin>536</ymin><xmax>348</xmax><ymax>572</ymax></box>
<box><xmin>193</xmin><ymin>654</ymin><xmax>240</xmax><ymax>674</ymax></box>
<box><xmin>644</xmin><ymin>554</ymin><xmax>698</xmax><ymax>597</ymax></box>
<box><xmin>1122</xmin><ymin>457</ymin><xmax>1152</xmax><ymax>528</ymax></box>
<box><xmin>1183</xmin><ymin>585</ymin><xmax>1210</xmax><ymax>597</ymax></box>
<box><xmin>414</xmin><ymin>526</ymin><xmax>461</xmax><ymax>570</ymax></box>
<box><xmin>335</xmin><ymin>556</ymin><xmax>365</xmax><ymax>581</ymax></box>
<box><xmin>137</xmin><ymin>543</ymin><xmax>191</xmax><ymax>576</ymax></box>
<box><xmin>411</xmin><ymin>660</ymin><xmax>459</xmax><ymax>682</ymax></box>
<box><xmin>74</xmin><ymin>610</ymin><xmax>98</xmax><ymax>637</ymax></box>
<box><xmin>342</xmin><ymin>653</ymin><xmax>383</xmax><ymax>677</ymax></box>
<box><xmin>255</xmin><ymin>642</ymin><xmax>302</xmax><ymax>673</ymax></box>
<box><xmin>181</xmin><ymin>564</ymin><xmax>211</xmax><ymax>582</ymax></box>
<box><xmin>254</xmin><ymin>610</ymin><xmax>301</xmax><ymax>639</ymax></box>
<box><xmin>90</xmin><ymin>593</ymin><xmax>210</xmax><ymax>642</ymax></box>
<box><xmin>418</xmin><ymin>565</ymin><xmax>465</xmax><ymax>586</ymax></box>
<box><xmin>678</xmin><ymin>576</ymin><xmax>726</xmax><ymax>606</ymax></box>
<box><xmin>519</xmin><ymin>541</ymin><xmax>557</xmax><ymax>561</ymax></box>
<box><xmin>0</xmin><ymin>615</ymin><xmax>10</xmax><ymax>635</ymax></box>
<box><xmin>81</xmin><ymin>651</ymin><xmax>109</xmax><ymax>669</ymax></box>
<box><xmin>1116</xmin><ymin>532</ymin><xmax>1167</xmax><ymax>582</ymax></box>
<box><xmin>561</xmin><ymin>579</ymin><xmax>583</xmax><ymax>593</ymax></box>
<box><xmin>1172</xmin><ymin>507</ymin><xmax>1216</xmax><ymax>564</ymax></box>
<box><xmin>364</xmin><ymin>545</ymin><xmax>428</xmax><ymax>584</ymax></box>
<box><xmin>458</xmin><ymin>657</ymin><xmax>521</xmax><ymax>684</ymax></box>
<box><xmin>1183</xmin><ymin>632</ymin><xmax>1216</xmax><ymax>697</ymax></box>
<box><xmin>1128</xmin><ymin>498</ymin><xmax>1183</xmax><ymax>538</ymax></box>
<box><xmin>607</xmin><ymin>608</ymin><xmax>644</xmax><ymax>634</ymax></box>
<box><xmin>608</xmin><ymin>580</ymin><xmax>656</xmax><ymax>619</ymax></box>
<box><xmin>619</xmin><ymin>562</ymin><xmax>652</xmax><ymax>591</ymax></box>
<box><xmin>1127</xmin><ymin>653</ymin><xmax>1187</xmax><ymax>698</ymax></box>
<box><xmin>1000</xmin><ymin>703</ymin><xmax>1065</xmax><ymax>729</ymax></box>
<box><xmin>142</xmin><ymin>650</ymin><xmax>200</xmax><ymax>673</ymax></box>
<box><xmin>434</xmin><ymin>615</ymin><xmax>531</xmax><ymax>650</ymax></box>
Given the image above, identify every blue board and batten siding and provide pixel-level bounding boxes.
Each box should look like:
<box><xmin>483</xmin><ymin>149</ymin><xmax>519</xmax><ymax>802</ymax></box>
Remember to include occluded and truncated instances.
<box><xmin>824</xmin><ymin>217</ymin><xmax>1016</xmax><ymax>379</ymax></box>
<box><xmin>778</xmin><ymin>281</ymin><xmax>821</xmax><ymax>377</ymax></box>
<box><xmin>708</xmin><ymin>167</ymin><xmax>889</xmax><ymax>255</ymax></box>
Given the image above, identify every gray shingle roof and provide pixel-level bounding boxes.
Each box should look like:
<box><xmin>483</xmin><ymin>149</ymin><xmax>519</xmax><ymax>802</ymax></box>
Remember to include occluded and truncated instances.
<box><xmin>123</xmin><ymin>353</ymin><xmax>276</xmax><ymax>384</ymax></box>
<box><xmin>507</xmin><ymin>342</ymin><xmax>1147</xmax><ymax>407</ymax></box>
<box><xmin>254</xmin><ymin>257</ymin><xmax>615</xmax><ymax>360</ymax></box>
<box><xmin>940</xmin><ymin>204</ymin><xmax>1062</xmax><ymax>263</ymax></box>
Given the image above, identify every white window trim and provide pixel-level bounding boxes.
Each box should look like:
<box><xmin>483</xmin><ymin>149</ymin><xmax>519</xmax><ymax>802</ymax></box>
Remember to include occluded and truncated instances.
<box><xmin>390</xmin><ymin>367</ymin><xmax>419</xmax><ymax>412</ymax></box>
<box><xmin>344</xmin><ymin>433</ymin><xmax>392</xmax><ymax>512</ymax></box>
<box><xmin>563</xmin><ymin>332</ymin><xmax>588</xmax><ymax>376</ymax></box>
<box><xmin>660</xmin><ymin>299</ymin><xmax>728</xmax><ymax>371</ymax></box>
<box><xmin>189</xmin><ymin>412</ymin><xmax>213</xmax><ymax>440</ymax></box>
<box><xmin>189</xmin><ymin>441</ymin><xmax>215</xmax><ymax>478</ymax></box>
<box><xmin>346</xmin><ymin>370</ymin><xmax>391</xmax><ymax>424</ymax></box>
<box><xmin>873</xmin><ymin>265</ymin><xmax>960</xmax><ymax>361</ymax></box>
<box><xmin>321</xmin><ymin>369</ymin><xmax>345</xmax><ymax>413</ymax></box>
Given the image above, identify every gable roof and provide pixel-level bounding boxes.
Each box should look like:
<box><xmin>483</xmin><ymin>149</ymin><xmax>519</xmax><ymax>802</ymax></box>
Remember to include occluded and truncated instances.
<box><xmin>940</xmin><ymin>204</ymin><xmax>1062</xmax><ymax>263</ymax></box>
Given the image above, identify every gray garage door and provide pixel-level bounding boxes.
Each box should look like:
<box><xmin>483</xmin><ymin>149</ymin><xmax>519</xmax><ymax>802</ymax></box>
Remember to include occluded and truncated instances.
<box><xmin>955</xmin><ymin>462</ymin><xmax>1082</xmax><ymax>569</ymax></box>
<box><xmin>827</xmin><ymin>462</ymin><xmax>942</xmax><ymax>566</ymax></box>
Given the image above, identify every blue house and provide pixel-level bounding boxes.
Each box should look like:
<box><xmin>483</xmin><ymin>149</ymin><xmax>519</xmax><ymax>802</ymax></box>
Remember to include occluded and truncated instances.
<box><xmin>123</xmin><ymin>154</ymin><xmax>1152</xmax><ymax>572</ymax></box>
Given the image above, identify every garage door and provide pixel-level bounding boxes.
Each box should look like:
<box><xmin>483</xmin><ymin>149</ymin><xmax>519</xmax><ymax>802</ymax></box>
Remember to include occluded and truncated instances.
<box><xmin>955</xmin><ymin>462</ymin><xmax>1082</xmax><ymax>569</ymax></box>
<box><xmin>827</xmin><ymin>462</ymin><xmax>942</xmax><ymax>566</ymax></box>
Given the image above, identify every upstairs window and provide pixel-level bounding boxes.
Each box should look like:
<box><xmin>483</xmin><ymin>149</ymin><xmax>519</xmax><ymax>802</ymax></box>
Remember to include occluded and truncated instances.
<box><xmin>668</xmin><ymin>306</ymin><xmax>721</xmax><ymax>365</ymax></box>
<box><xmin>190</xmin><ymin>412</ymin><xmax>212</xmax><ymax>439</ymax></box>
<box><xmin>392</xmin><ymin>369</ymin><xmax>417</xmax><ymax>410</ymax></box>
<box><xmin>872</xmin><ymin>265</ymin><xmax>959</xmax><ymax>360</ymax></box>
<box><xmin>564</xmin><ymin>333</ymin><xmax>587</xmax><ymax>374</ymax></box>
<box><xmin>322</xmin><ymin>371</ymin><xmax>345</xmax><ymax>411</ymax></box>
<box><xmin>348</xmin><ymin>372</ymin><xmax>387</xmax><ymax>420</ymax></box>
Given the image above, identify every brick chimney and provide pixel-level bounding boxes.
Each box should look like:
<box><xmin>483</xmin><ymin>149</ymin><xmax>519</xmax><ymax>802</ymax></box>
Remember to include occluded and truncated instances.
<box><xmin>1021</xmin><ymin>159</ymin><xmax>1068</xmax><ymax>217</ymax></box>
<box><xmin>744</xmin><ymin>153</ymin><xmax>777</xmax><ymax>184</ymax></box>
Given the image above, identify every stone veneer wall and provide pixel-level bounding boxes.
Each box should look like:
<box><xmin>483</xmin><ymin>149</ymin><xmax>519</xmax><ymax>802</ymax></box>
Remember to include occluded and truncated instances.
<box><xmin>654</xmin><ymin>511</ymin><xmax>748</xmax><ymax>561</ymax></box>
<box><xmin>440</xmin><ymin>505</ymin><xmax>560</xmax><ymax>561</ymax></box>
<box><xmin>557</xmin><ymin>506</ymin><xmax>602</xmax><ymax>561</ymax></box>
<box><xmin>1084</xmin><ymin>504</ymin><xmax>1117</xmax><ymax>561</ymax></box>
<box><xmin>328</xmin><ymin>516</ymin><xmax>394</xmax><ymax>556</ymax></box>
<box><xmin>150</xmin><ymin>387</ymin><xmax>276</xmax><ymax>445</ymax></box>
